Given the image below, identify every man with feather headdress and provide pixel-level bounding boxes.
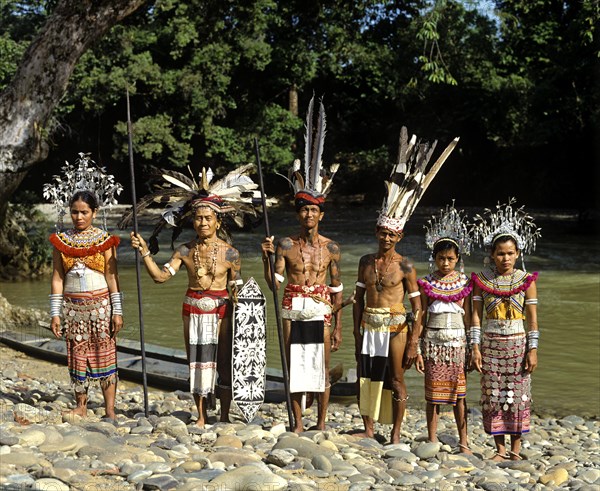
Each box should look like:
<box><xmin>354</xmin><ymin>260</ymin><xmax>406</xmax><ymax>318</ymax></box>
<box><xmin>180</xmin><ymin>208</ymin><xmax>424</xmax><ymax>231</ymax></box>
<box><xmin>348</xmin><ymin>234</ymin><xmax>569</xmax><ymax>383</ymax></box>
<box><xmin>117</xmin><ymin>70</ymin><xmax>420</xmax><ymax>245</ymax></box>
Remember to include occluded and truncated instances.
<box><xmin>353</xmin><ymin>127</ymin><xmax>459</xmax><ymax>443</ymax></box>
<box><xmin>261</xmin><ymin>96</ymin><xmax>343</xmax><ymax>433</ymax></box>
<box><xmin>127</xmin><ymin>165</ymin><xmax>260</xmax><ymax>427</ymax></box>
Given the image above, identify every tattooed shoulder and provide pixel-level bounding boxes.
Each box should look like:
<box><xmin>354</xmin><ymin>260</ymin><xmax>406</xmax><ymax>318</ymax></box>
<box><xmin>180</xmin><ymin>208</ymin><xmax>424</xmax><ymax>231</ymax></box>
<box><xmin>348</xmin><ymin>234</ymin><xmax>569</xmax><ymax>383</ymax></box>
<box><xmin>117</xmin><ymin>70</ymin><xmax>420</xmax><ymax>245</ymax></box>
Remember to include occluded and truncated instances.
<box><xmin>326</xmin><ymin>240</ymin><xmax>340</xmax><ymax>255</ymax></box>
<box><xmin>176</xmin><ymin>244</ymin><xmax>191</xmax><ymax>257</ymax></box>
<box><xmin>225</xmin><ymin>247</ymin><xmax>240</xmax><ymax>264</ymax></box>
<box><xmin>359</xmin><ymin>254</ymin><xmax>373</xmax><ymax>268</ymax></box>
<box><xmin>400</xmin><ymin>257</ymin><xmax>414</xmax><ymax>274</ymax></box>
<box><xmin>279</xmin><ymin>237</ymin><xmax>293</xmax><ymax>250</ymax></box>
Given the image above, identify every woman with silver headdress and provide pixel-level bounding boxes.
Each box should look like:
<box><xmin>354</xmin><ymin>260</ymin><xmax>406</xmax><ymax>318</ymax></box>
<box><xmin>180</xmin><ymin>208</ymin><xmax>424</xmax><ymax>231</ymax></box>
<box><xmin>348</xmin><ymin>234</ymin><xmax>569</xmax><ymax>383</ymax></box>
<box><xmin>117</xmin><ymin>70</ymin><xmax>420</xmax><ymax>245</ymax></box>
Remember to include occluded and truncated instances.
<box><xmin>415</xmin><ymin>203</ymin><xmax>473</xmax><ymax>453</ymax></box>
<box><xmin>470</xmin><ymin>199</ymin><xmax>541</xmax><ymax>461</ymax></box>
<box><xmin>44</xmin><ymin>155</ymin><xmax>124</xmax><ymax>421</ymax></box>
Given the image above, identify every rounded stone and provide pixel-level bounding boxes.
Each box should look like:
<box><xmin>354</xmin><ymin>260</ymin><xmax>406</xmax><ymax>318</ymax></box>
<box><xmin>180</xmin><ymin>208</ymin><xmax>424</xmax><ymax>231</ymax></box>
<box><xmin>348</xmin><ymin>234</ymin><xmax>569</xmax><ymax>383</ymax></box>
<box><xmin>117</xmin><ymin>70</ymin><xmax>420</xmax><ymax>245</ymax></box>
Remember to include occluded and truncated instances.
<box><xmin>312</xmin><ymin>454</ymin><xmax>333</xmax><ymax>473</ymax></box>
<box><xmin>32</xmin><ymin>478</ymin><xmax>69</xmax><ymax>491</ymax></box>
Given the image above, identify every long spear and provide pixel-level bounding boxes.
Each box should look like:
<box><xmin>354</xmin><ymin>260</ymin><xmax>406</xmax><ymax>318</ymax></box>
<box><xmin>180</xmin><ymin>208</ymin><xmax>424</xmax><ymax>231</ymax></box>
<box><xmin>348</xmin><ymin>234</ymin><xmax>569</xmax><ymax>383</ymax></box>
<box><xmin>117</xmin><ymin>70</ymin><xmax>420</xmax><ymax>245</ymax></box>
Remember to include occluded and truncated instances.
<box><xmin>126</xmin><ymin>87</ymin><xmax>149</xmax><ymax>417</ymax></box>
<box><xmin>254</xmin><ymin>137</ymin><xmax>294</xmax><ymax>430</ymax></box>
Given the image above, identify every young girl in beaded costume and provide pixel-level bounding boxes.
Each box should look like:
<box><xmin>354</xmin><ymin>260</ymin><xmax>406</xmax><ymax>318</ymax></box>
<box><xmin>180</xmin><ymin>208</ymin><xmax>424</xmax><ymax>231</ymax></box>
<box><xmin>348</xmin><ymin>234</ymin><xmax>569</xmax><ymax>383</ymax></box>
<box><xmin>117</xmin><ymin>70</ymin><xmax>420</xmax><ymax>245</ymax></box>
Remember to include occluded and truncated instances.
<box><xmin>416</xmin><ymin>204</ymin><xmax>473</xmax><ymax>453</ymax></box>
<box><xmin>470</xmin><ymin>199</ymin><xmax>541</xmax><ymax>461</ymax></box>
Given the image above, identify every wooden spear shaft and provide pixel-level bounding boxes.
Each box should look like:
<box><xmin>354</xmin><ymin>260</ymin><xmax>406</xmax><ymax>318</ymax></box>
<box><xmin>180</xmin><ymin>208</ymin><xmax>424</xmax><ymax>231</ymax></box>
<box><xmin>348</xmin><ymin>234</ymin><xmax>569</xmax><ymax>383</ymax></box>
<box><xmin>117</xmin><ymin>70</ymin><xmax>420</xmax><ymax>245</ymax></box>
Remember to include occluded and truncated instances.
<box><xmin>126</xmin><ymin>88</ymin><xmax>149</xmax><ymax>417</ymax></box>
<box><xmin>254</xmin><ymin>137</ymin><xmax>294</xmax><ymax>430</ymax></box>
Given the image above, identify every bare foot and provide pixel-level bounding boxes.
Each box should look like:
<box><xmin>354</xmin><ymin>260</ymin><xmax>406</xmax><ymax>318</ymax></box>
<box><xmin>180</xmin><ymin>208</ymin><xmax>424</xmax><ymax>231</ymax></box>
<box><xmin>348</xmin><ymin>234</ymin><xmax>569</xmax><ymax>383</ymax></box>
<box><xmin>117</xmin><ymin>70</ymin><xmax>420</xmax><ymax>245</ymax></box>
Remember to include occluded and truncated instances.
<box><xmin>292</xmin><ymin>425</ymin><xmax>304</xmax><ymax>434</ymax></box>
<box><xmin>458</xmin><ymin>443</ymin><xmax>473</xmax><ymax>455</ymax></box>
<box><xmin>389</xmin><ymin>434</ymin><xmax>401</xmax><ymax>444</ymax></box>
<box><xmin>62</xmin><ymin>407</ymin><xmax>87</xmax><ymax>418</ymax></box>
<box><xmin>219</xmin><ymin>416</ymin><xmax>231</xmax><ymax>423</ymax></box>
<box><xmin>195</xmin><ymin>418</ymin><xmax>206</xmax><ymax>429</ymax></box>
<box><xmin>350</xmin><ymin>430</ymin><xmax>375</xmax><ymax>439</ymax></box>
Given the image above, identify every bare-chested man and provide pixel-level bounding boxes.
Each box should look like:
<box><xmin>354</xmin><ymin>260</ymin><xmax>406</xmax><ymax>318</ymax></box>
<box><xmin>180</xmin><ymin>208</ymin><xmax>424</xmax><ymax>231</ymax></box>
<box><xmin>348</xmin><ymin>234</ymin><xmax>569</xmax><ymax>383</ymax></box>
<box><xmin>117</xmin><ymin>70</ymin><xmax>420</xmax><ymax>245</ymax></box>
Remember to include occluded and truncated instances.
<box><xmin>261</xmin><ymin>193</ymin><xmax>343</xmax><ymax>433</ymax></box>
<box><xmin>131</xmin><ymin>196</ymin><xmax>242</xmax><ymax>427</ymax></box>
<box><xmin>353</xmin><ymin>226</ymin><xmax>422</xmax><ymax>444</ymax></box>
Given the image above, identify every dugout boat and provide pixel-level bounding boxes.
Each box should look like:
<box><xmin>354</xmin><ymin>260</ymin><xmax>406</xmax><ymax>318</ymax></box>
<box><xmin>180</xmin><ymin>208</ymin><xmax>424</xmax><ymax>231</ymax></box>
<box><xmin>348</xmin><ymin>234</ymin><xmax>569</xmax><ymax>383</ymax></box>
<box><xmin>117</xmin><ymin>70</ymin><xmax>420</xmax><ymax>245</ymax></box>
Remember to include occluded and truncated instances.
<box><xmin>0</xmin><ymin>328</ymin><xmax>357</xmax><ymax>400</ymax></box>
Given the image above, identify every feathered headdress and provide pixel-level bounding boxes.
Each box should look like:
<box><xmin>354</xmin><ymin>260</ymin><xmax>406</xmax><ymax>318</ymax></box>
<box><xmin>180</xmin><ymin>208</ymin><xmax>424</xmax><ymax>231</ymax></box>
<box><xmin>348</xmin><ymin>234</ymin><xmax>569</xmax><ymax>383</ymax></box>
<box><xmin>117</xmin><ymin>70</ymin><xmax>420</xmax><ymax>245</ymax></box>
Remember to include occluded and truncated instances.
<box><xmin>377</xmin><ymin>126</ymin><xmax>460</xmax><ymax>233</ymax></box>
<box><xmin>42</xmin><ymin>153</ymin><xmax>123</xmax><ymax>231</ymax></box>
<box><xmin>425</xmin><ymin>201</ymin><xmax>473</xmax><ymax>255</ymax></box>
<box><xmin>471</xmin><ymin>198</ymin><xmax>541</xmax><ymax>265</ymax></box>
<box><xmin>118</xmin><ymin>164</ymin><xmax>267</xmax><ymax>253</ymax></box>
<box><xmin>288</xmin><ymin>95</ymin><xmax>340</xmax><ymax>210</ymax></box>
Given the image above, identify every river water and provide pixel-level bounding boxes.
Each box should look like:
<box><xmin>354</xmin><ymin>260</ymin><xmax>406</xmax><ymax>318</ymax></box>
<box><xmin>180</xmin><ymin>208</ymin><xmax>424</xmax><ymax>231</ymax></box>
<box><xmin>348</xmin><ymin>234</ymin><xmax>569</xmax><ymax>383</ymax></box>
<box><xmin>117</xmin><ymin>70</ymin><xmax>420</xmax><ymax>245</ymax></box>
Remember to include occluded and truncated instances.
<box><xmin>1</xmin><ymin>205</ymin><xmax>598</xmax><ymax>418</ymax></box>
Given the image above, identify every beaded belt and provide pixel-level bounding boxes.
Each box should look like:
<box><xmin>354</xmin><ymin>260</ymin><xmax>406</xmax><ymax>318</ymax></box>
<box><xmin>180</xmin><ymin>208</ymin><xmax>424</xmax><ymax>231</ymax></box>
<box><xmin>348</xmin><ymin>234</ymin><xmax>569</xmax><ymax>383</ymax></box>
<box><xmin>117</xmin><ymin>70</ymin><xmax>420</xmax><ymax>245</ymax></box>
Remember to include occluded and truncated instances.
<box><xmin>484</xmin><ymin>319</ymin><xmax>525</xmax><ymax>335</ymax></box>
<box><xmin>362</xmin><ymin>311</ymin><xmax>406</xmax><ymax>329</ymax></box>
<box><xmin>186</xmin><ymin>296</ymin><xmax>228</xmax><ymax>312</ymax></box>
<box><xmin>426</xmin><ymin>312</ymin><xmax>464</xmax><ymax>330</ymax></box>
<box><xmin>423</xmin><ymin>327</ymin><xmax>465</xmax><ymax>343</ymax></box>
<box><xmin>282</xmin><ymin>302</ymin><xmax>332</xmax><ymax>321</ymax></box>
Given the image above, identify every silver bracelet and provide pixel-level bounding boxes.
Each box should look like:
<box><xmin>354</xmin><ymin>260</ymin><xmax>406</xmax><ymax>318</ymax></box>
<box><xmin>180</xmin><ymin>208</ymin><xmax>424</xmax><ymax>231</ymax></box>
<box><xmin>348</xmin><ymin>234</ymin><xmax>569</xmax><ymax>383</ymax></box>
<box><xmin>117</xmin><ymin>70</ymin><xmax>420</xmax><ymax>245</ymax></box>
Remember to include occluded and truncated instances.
<box><xmin>141</xmin><ymin>250</ymin><xmax>151</xmax><ymax>258</ymax></box>
<box><xmin>49</xmin><ymin>294</ymin><xmax>63</xmax><ymax>318</ymax></box>
<box><xmin>469</xmin><ymin>326</ymin><xmax>481</xmax><ymax>345</ymax></box>
<box><xmin>527</xmin><ymin>330</ymin><xmax>539</xmax><ymax>350</ymax></box>
<box><xmin>110</xmin><ymin>292</ymin><xmax>124</xmax><ymax>316</ymax></box>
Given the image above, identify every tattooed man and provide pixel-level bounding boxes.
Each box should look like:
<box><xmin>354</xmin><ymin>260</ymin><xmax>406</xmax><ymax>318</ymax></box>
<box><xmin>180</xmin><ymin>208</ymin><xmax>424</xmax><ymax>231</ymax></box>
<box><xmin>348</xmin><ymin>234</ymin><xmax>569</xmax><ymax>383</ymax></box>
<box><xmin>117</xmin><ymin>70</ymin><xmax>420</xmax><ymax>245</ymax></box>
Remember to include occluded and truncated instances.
<box><xmin>131</xmin><ymin>197</ymin><xmax>242</xmax><ymax>427</ymax></box>
<box><xmin>353</xmin><ymin>226</ymin><xmax>422</xmax><ymax>444</ymax></box>
<box><xmin>261</xmin><ymin>192</ymin><xmax>343</xmax><ymax>433</ymax></box>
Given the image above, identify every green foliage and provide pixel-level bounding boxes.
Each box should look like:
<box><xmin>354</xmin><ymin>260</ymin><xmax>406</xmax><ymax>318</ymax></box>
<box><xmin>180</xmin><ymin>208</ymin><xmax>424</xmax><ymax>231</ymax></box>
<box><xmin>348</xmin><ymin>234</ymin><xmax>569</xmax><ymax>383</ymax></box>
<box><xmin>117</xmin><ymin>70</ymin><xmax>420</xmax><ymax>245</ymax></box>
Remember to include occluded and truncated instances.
<box><xmin>0</xmin><ymin>34</ymin><xmax>25</xmax><ymax>90</ymax></box>
<box><xmin>1</xmin><ymin>0</ymin><xmax>595</xmax><ymax>208</ymax></box>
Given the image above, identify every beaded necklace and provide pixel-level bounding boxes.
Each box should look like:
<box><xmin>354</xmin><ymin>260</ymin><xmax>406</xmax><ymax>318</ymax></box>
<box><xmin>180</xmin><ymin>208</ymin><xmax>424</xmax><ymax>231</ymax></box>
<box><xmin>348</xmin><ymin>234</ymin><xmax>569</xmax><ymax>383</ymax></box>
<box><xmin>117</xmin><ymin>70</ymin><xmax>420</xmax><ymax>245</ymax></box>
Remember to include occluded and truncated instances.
<box><xmin>493</xmin><ymin>267</ymin><xmax>516</xmax><ymax>319</ymax></box>
<box><xmin>374</xmin><ymin>254</ymin><xmax>397</xmax><ymax>292</ymax></box>
<box><xmin>298</xmin><ymin>237</ymin><xmax>321</xmax><ymax>286</ymax></box>
<box><xmin>194</xmin><ymin>240</ymin><xmax>218</xmax><ymax>290</ymax></box>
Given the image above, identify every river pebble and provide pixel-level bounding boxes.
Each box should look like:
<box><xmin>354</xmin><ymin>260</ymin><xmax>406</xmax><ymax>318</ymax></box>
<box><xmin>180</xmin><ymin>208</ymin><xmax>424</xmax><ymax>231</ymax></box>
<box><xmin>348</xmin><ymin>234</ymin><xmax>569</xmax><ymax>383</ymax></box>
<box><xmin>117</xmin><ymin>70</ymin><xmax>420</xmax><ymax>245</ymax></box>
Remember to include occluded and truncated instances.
<box><xmin>0</xmin><ymin>344</ymin><xmax>598</xmax><ymax>490</ymax></box>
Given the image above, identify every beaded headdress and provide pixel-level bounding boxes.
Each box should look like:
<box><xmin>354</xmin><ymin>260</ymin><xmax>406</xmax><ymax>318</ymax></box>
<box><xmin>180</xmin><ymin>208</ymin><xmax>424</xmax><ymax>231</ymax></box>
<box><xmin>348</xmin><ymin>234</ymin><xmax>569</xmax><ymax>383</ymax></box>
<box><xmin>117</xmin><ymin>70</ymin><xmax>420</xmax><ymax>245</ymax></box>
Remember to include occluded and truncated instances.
<box><xmin>377</xmin><ymin>127</ymin><xmax>459</xmax><ymax>233</ymax></box>
<box><xmin>425</xmin><ymin>201</ymin><xmax>473</xmax><ymax>254</ymax></box>
<box><xmin>288</xmin><ymin>95</ymin><xmax>340</xmax><ymax>210</ymax></box>
<box><xmin>425</xmin><ymin>201</ymin><xmax>472</xmax><ymax>272</ymax></box>
<box><xmin>42</xmin><ymin>153</ymin><xmax>123</xmax><ymax>231</ymax></box>
<box><xmin>118</xmin><ymin>164</ymin><xmax>267</xmax><ymax>253</ymax></box>
<box><xmin>471</xmin><ymin>198</ymin><xmax>541</xmax><ymax>269</ymax></box>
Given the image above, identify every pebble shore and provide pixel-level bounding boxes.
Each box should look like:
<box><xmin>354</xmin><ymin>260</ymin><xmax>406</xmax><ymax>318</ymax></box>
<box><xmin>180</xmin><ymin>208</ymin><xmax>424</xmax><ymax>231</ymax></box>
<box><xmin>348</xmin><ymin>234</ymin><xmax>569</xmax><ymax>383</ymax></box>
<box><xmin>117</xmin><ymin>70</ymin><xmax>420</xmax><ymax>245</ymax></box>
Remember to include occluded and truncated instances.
<box><xmin>0</xmin><ymin>345</ymin><xmax>598</xmax><ymax>491</ymax></box>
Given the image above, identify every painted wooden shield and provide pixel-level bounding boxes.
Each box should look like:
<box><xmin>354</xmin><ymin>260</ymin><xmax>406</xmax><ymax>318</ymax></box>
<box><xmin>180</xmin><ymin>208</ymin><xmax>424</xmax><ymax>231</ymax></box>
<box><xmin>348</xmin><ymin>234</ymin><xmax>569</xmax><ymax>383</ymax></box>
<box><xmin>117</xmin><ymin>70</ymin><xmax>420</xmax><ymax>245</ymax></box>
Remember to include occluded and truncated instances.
<box><xmin>232</xmin><ymin>277</ymin><xmax>267</xmax><ymax>423</ymax></box>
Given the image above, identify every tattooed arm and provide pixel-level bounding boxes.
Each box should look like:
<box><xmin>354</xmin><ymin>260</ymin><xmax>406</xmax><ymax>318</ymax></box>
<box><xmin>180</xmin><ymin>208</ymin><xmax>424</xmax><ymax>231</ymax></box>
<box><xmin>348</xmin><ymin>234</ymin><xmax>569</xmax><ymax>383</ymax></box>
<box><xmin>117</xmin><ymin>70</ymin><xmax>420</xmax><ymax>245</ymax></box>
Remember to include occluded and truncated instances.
<box><xmin>261</xmin><ymin>236</ymin><xmax>290</xmax><ymax>290</ymax></box>
<box><xmin>401</xmin><ymin>258</ymin><xmax>422</xmax><ymax>369</ymax></box>
<box><xmin>226</xmin><ymin>246</ymin><xmax>242</xmax><ymax>298</ymax></box>
<box><xmin>131</xmin><ymin>231</ymin><xmax>184</xmax><ymax>283</ymax></box>
<box><xmin>328</xmin><ymin>240</ymin><xmax>343</xmax><ymax>350</ymax></box>
<box><xmin>353</xmin><ymin>255</ymin><xmax>369</xmax><ymax>361</ymax></box>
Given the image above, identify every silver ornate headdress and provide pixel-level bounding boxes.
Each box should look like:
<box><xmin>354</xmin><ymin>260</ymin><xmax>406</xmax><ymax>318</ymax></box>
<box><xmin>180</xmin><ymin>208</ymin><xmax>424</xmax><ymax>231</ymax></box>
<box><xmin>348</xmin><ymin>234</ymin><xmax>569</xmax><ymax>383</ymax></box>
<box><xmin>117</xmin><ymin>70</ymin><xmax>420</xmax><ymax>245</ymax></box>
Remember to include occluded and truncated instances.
<box><xmin>377</xmin><ymin>126</ymin><xmax>460</xmax><ymax>233</ymax></box>
<box><xmin>471</xmin><ymin>198</ymin><xmax>541</xmax><ymax>269</ymax></box>
<box><xmin>425</xmin><ymin>201</ymin><xmax>472</xmax><ymax>273</ymax></box>
<box><xmin>288</xmin><ymin>95</ymin><xmax>340</xmax><ymax>209</ymax></box>
<box><xmin>119</xmin><ymin>163</ymin><xmax>270</xmax><ymax>253</ymax></box>
<box><xmin>42</xmin><ymin>153</ymin><xmax>123</xmax><ymax>231</ymax></box>
<box><xmin>425</xmin><ymin>201</ymin><xmax>473</xmax><ymax>254</ymax></box>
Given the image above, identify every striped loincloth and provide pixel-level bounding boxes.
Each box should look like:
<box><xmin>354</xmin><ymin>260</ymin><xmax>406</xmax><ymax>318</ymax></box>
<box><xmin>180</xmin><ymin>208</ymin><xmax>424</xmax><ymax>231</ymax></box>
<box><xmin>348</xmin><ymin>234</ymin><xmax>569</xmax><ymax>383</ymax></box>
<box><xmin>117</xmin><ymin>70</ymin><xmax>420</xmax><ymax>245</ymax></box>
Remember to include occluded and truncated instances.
<box><xmin>182</xmin><ymin>289</ymin><xmax>229</xmax><ymax>396</ymax></box>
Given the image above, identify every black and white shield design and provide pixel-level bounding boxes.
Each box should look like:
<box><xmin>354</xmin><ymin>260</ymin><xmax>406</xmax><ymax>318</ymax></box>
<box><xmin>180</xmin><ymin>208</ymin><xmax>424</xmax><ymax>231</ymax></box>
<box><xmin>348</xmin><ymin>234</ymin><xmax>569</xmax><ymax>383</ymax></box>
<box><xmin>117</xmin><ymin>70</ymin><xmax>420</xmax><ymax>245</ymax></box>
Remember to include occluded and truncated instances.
<box><xmin>232</xmin><ymin>277</ymin><xmax>267</xmax><ymax>422</ymax></box>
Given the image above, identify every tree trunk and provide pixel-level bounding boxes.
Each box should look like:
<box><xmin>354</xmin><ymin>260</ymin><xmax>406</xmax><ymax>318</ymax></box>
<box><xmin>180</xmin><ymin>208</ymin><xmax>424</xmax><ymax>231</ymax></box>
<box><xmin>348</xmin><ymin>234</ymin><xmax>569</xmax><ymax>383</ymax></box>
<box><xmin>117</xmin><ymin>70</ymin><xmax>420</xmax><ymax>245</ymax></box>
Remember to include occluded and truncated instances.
<box><xmin>0</xmin><ymin>0</ymin><xmax>146</xmax><ymax>219</ymax></box>
<box><xmin>289</xmin><ymin>84</ymin><xmax>298</xmax><ymax>117</ymax></box>
<box><xmin>0</xmin><ymin>0</ymin><xmax>146</xmax><ymax>279</ymax></box>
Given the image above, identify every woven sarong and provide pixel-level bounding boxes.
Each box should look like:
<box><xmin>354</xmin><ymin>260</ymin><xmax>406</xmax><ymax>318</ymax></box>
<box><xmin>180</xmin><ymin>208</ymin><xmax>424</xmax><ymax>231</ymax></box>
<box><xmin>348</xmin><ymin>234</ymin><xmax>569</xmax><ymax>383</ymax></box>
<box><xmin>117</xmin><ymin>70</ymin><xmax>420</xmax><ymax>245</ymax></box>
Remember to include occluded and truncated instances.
<box><xmin>359</xmin><ymin>305</ymin><xmax>407</xmax><ymax>424</ymax></box>
<box><xmin>423</xmin><ymin>312</ymin><xmax>467</xmax><ymax>405</ymax></box>
<box><xmin>182</xmin><ymin>289</ymin><xmax>229</xmax><ymax>396</ymax></box>
<box><xmin>63</xmin><ymin>288</ymin><xmax>117</xmax><ymax>392</ymax></box>
<box><xmin>481</xmin><ymin>332</ymin><xmax>531</xmax><ymax>435</ymax></box>
<box><xmin>282</xmin><ymin>284</ymin><xmax>331</xmax><ymax>393</ymax></box>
